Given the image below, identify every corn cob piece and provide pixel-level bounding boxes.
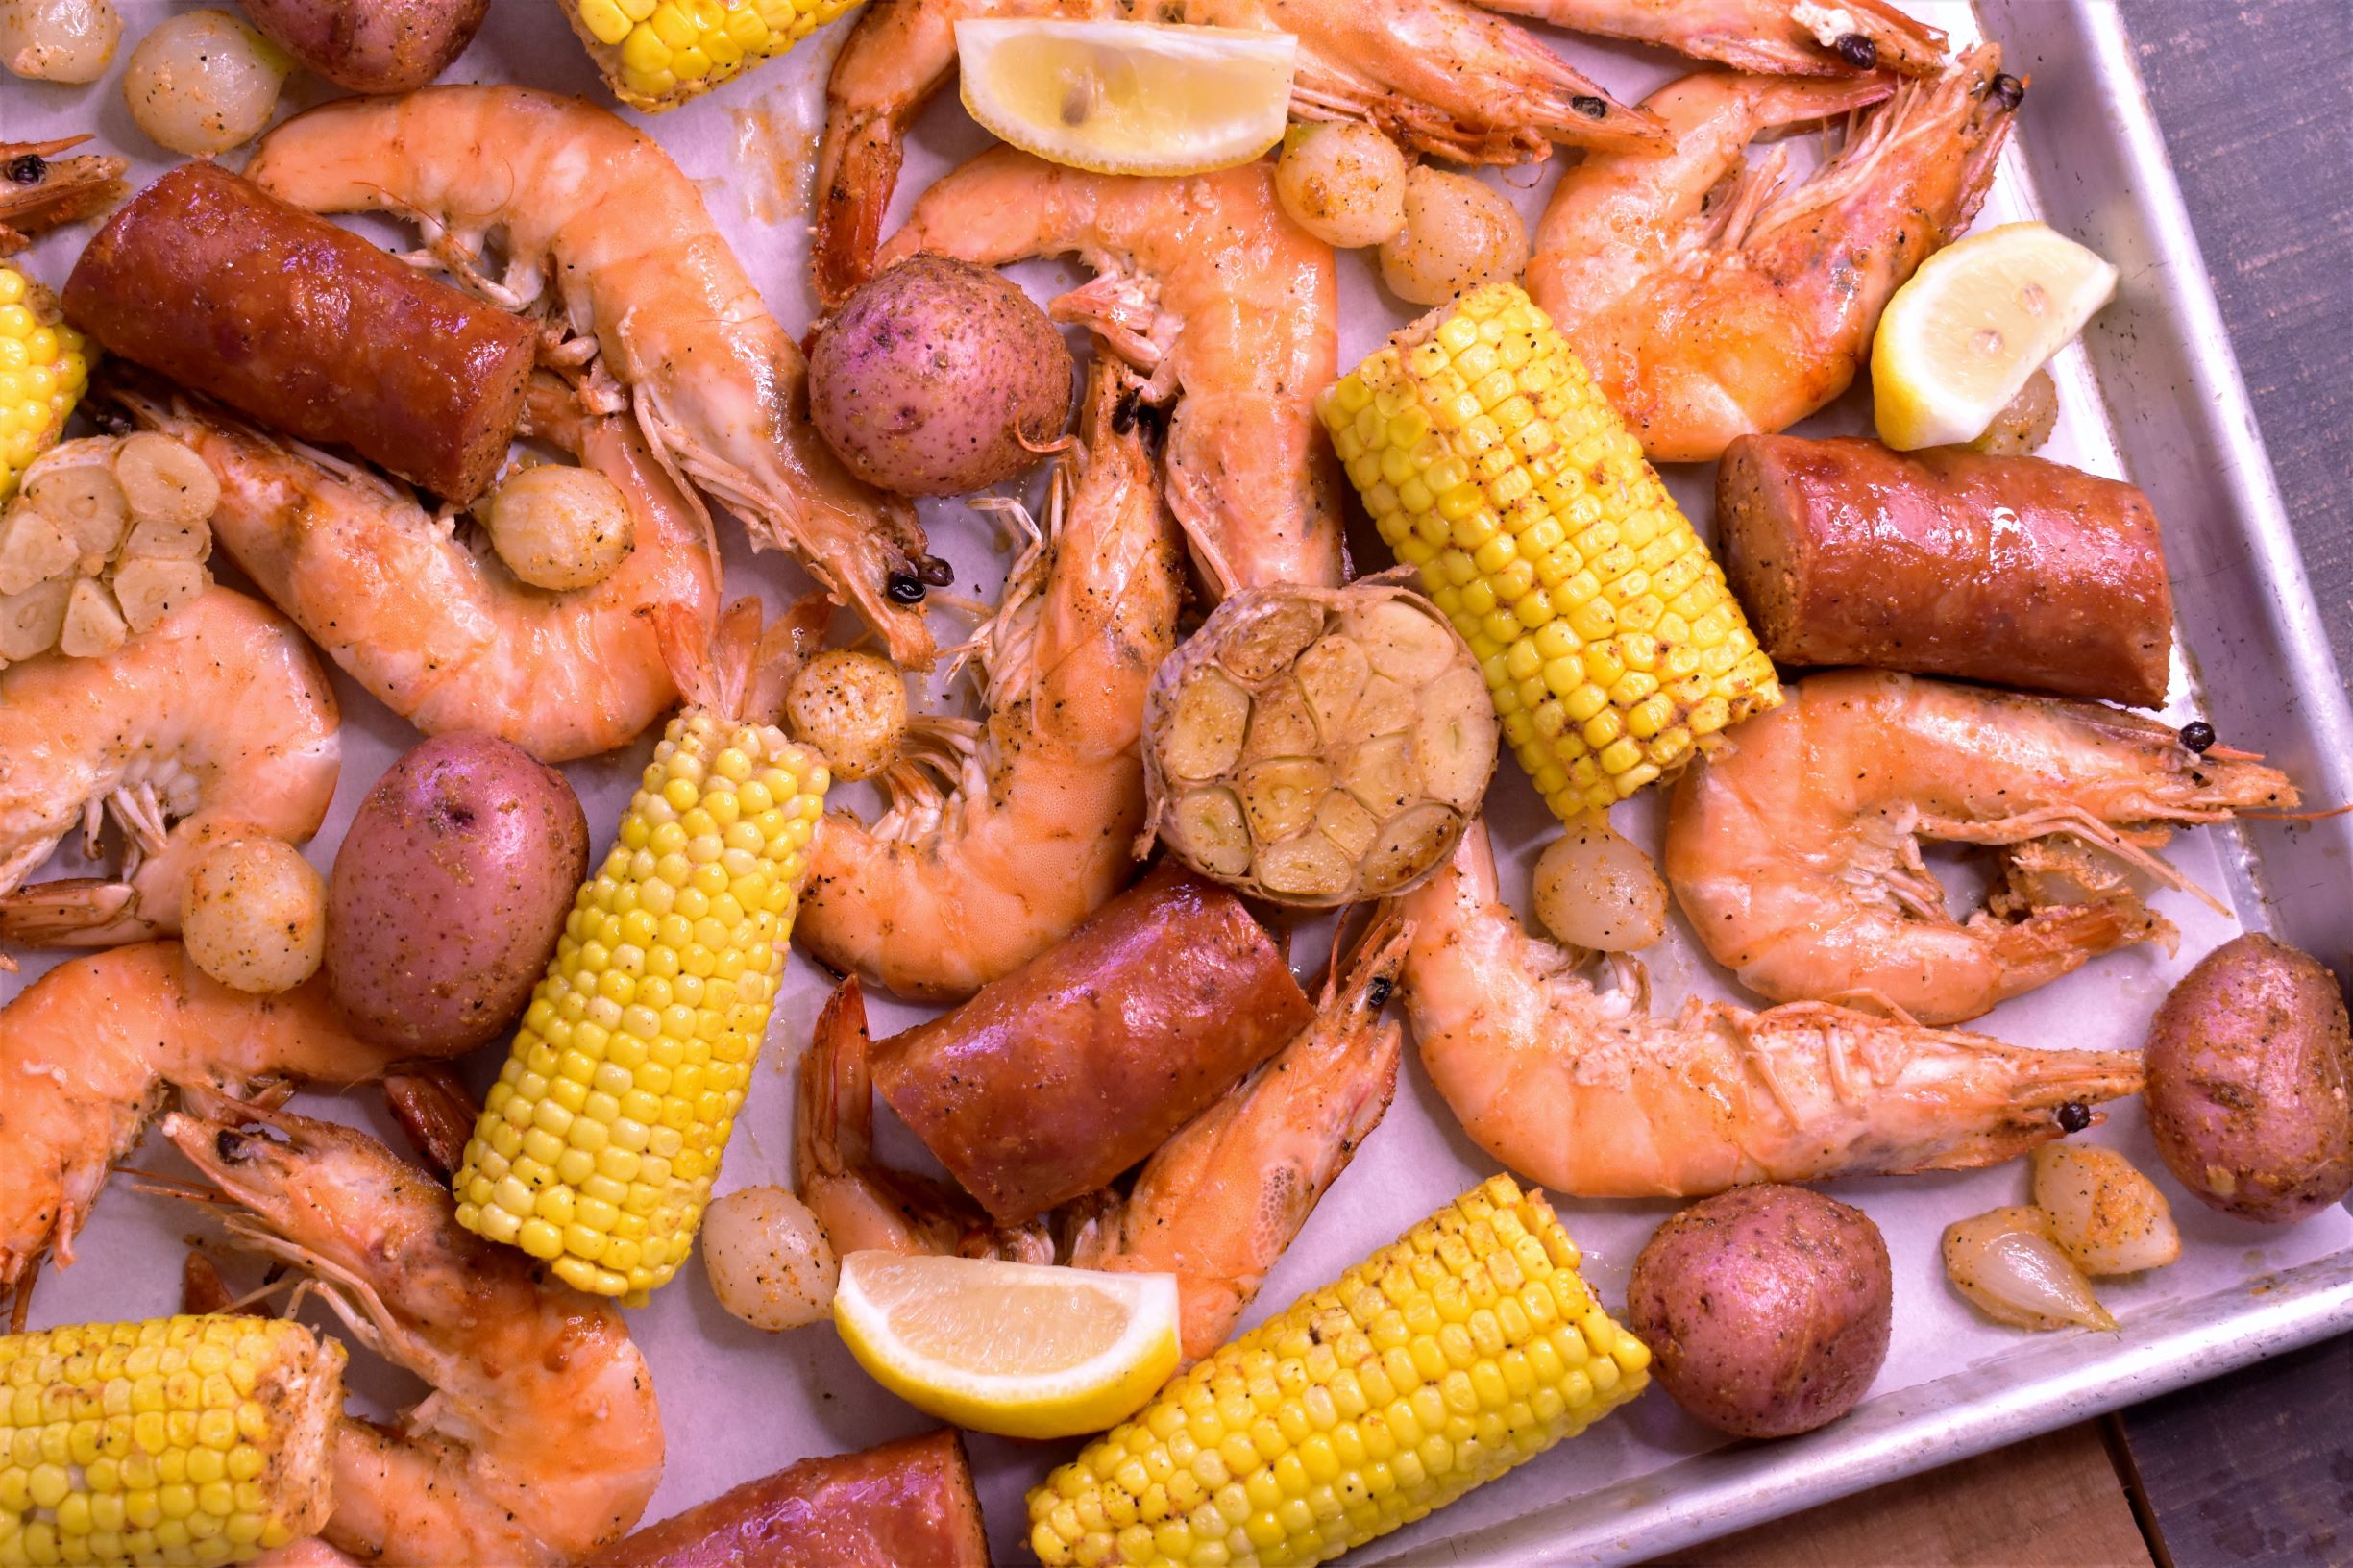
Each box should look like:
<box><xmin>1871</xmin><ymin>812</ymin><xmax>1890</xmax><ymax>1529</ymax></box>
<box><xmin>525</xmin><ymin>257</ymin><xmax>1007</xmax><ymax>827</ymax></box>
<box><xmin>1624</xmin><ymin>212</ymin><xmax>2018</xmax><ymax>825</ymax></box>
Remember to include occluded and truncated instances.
<box><xmin>1318</xmin><ymin>282</ymin><xmax>1779</xmax><ymax>820</ymax></box>
<box><xmin>561</xmin><ymin>0</ymin><xmax>864</xmax><ymax>111</ymax></box>
<box><xmin>454</xmin><ymin>604</ymin><xmax>831</xmax><ymax>1299</ymax></box>
<box><xmin>1028</xmin><ymin>1175</ymin><xmax>1650</xmax><ymax>1567</ymax></box>
<box><xmin>0</xmin><ymin>1314</ymin><xmax>344</xmax><ymax>1568</ymax></box>
<box><xmin>0</xmin><ymin>265</ymin><xmax>89</xmax><ymax>504</ymax></box>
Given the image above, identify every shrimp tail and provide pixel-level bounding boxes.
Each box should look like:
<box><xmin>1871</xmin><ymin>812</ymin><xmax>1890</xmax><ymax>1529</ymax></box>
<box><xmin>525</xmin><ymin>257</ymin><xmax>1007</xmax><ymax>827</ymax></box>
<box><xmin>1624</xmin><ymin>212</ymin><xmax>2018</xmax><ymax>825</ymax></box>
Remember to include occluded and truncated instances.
<box><xmin>796</xmin><ymin>977</ymin><xmax>875</xmax><ymax>1183</ymax></box>
<box><xmin>383</xmin><ymin>1066</ymin><xmax>480</xmax><ymax>1180</ymax></box>
<box><xmin>814</xmin><ymin>110</ymin><xmax>904</xmax><ymax>308</ymax></box>
<box><xmin>1701</xmin><ymin>0</ymin><xmax>1946</xmax><ymax>77</ymax></box>
<box><xmin>0</xmin><ymin>878</ymin><xmax>139</xmax><ymax>944</ymax></box>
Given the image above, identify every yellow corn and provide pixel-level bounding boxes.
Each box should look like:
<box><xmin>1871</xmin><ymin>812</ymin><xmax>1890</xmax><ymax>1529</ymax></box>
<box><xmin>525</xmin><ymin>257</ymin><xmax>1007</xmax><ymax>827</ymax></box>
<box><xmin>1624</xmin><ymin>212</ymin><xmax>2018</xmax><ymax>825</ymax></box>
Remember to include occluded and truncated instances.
<box><xmin>453</xmin><ymin>690</ymin><xmax>830</xmax><ymax>1300</ymax></box>
<box><xmin>0</xmin><ymin>265</ymin><xmax>89</xmax><ymax>504</ymax></box>
<box><xmin>1027</xmin><ymin>1175</ymin><xmax>1650</xmax><ymax>1567</ymax></box>
<box><xmin>562</xmin><ymin>0</ymin><xmax>864</xmax><ymax>111</ymax></box>
<box><xmin>0</xmin><ymin>1315</ymin><xmax>343</xmax><ymax>1568</ymax></box>
<box><xmin>1319</xmin><ymin>282</ymin><xmax>1779</xmax><ymax>820</ymax></box>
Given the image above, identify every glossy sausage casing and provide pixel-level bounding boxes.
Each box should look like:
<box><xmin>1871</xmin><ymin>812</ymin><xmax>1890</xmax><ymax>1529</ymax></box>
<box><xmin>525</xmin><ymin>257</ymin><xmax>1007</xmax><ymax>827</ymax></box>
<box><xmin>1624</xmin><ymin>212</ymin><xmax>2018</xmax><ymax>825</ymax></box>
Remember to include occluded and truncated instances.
<box><xmin>586</xmin><ymin>1429</ymin><xmax>988</xmax><ymax>1568</ymax></box>
<box><xmin>63</xmin><ymin>161</ymin><xmax>532</xmax><ymax>503</ymax></box>
<box><xmin>1717</xmin><ymin>435</ymin><xmax>2174</xmax><ymax>708</ymax></box>
<box><xmin>871</xmin><ymin>861</ymin><xmax>1315</xmax><ymax>1225</ymax></box>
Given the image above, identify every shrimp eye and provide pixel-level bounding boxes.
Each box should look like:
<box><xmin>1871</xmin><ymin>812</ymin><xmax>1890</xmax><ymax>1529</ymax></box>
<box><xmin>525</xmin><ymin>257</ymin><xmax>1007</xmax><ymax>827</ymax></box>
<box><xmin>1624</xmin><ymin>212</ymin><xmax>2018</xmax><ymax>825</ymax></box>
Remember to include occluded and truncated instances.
<box><xmin>5</xmin><ymin>154</ymin><xmax>45</xmax><ymax>185</ymax></box>
<box><xmin>1571</xmin><ymin>96</ymin><xmax>1608</xmax><ymax>120</ymax></box>
<box><xmin>1990</xmin><ymin>74</ymin><xmax>2026</xmax><ymax>110</ymax></box>
<box><xmin>2178</xmin><ymin>720</ymin><xmax>2216</xmax><ymax>754</ymax></box>
<box><xmin>1365</xmin><ymin>976</ymin><xmax>1393</xmax><ymax>1010</ymax></box>
<box><xmin>886</xmin><ymin>573</ymin><xmax>927</xmax><ymax>605</ymax></box>
<box><xmin>1834</xmin><ymin>34</ymin><xmax>1877</xmax><ymax>70</ymax></box>
<box><xmin>2055</xmin><ymin>1101</ymin><xmax>2092</xmax><ymax>1134</ymax></box>
<box><xmin>215</xmin><ymin>1129</ymin><xmax>253</xmax><ymax>1162</ymax></box>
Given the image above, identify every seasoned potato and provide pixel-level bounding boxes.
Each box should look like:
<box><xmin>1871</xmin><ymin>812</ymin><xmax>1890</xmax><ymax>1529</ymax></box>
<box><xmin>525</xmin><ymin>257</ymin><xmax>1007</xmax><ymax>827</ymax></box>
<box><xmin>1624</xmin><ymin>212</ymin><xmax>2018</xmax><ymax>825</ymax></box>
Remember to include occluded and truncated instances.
<box><xmin>1627</xmin><ymin>1185</ymin><xmax>1892</xmax><ymax>1438</ymax></box>
<box><xmin>236</xmin><ymin>0</ymin><xmax>486</xmax><ymax>93</ymax></box>
<box><xmin>325</xmin><ymin>732</ymin><xmax>589</xmax><ymax>1054</ymax></box>
<box><xmin>700</xmin><ymin>1186</ymin><xmax>839</xmax><ymax>1332</ymax></box>
<box><xmin>807</xmin><ymin>254</ymin><xmax>1074</xmax><ymax>497</ymax></box>
<box><xmin>2143</xmin><ymin>934</ymin><xmax>2353</xmax><ymax>1223</ymax></box>
<box><xmin>182</xmin><ymin>837</ymin><xmax>327</xmax><ymax>994</ymax></box>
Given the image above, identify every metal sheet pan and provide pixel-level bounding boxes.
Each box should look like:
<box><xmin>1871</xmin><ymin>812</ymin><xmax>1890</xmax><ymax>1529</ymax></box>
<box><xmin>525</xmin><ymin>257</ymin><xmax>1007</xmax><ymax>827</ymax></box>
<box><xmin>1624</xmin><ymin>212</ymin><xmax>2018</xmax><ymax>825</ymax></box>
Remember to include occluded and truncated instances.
<box><xmin>2</xmin><ymin>2</ymin><xmax>2348</xmax><ymax>1564</ymax></box>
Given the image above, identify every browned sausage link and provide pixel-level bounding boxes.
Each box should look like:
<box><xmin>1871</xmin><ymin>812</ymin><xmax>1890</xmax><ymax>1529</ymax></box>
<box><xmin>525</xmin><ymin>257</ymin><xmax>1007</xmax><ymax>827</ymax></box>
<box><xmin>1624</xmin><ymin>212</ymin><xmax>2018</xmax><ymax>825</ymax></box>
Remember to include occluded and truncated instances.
<box><xmin>62</xmin><ymin>161</ymin><xmax>532</xmax><ymax>503</ymax></box>
<box><xmin>586</xmin><ymin>1429</ymin><xmax>989</xmax><ymax>1568</ymax></box>
<box><xmin>1717</xmin><ymin>435</ymin><xmax>2174</xmax><ymax>708</ymax></box>
<box><xmin>871</xmin><ymin>860</ymin><xmax>1315</xmax><ymax>1226</ymax></box>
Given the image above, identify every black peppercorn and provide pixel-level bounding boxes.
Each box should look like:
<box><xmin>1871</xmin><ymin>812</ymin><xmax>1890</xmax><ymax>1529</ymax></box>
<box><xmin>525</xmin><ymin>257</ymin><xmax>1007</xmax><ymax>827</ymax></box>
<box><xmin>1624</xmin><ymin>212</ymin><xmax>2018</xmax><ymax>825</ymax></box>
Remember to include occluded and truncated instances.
<box><xmin>2055</xmin><ymin>1101</ymin><xmax>2092</xmax><ymax>1134</ymax></box>
<box><xmin>885</xmin><ymin>572</ymin><xmax>926</xmax><ymax>604</ymax></box>
<box><xmin>2179</xmin><ymin>720</ymin><xmax>2216</xmax><ymax>754</ymax></box>
<box><xmin>1834</xmin><ymin>34</ymin><xmax>1877</xmax><ymax>70</ymax></box>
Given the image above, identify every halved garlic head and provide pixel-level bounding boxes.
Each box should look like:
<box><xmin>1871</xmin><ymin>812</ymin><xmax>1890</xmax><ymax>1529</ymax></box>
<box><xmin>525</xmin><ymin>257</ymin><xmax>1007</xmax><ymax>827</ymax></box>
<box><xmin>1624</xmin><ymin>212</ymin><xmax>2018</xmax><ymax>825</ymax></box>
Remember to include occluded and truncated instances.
<box><xmin>0</xmin><ymin>433</ymin><xmax>216</xmax><ymax>662</ymax></box>
<box><xmin>1942</xmin><ymin>1205</ymin><xmax>2116</xmax><ymax>1333</ymax></box>
<box><xmin>2029</xmin><ymin>1144</ymin><xmax>2180</xmax><ymax>1276</ymax></box>
<box><xmin>1143</xmin><ymin>582</ymin><xmax>1498</xmax><ymax>906</ymax></box>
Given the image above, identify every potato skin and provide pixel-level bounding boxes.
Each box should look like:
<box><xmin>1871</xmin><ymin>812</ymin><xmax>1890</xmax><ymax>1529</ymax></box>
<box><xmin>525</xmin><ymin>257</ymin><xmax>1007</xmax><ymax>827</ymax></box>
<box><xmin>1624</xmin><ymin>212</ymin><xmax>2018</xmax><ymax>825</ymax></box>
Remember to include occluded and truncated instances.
<box><xmin>807</xmin><ymin>254</ymin><xmax>1073</xmax><ymax>497</ymax></box>
<box><xmin>325</xmin><ymin>732</ymin><xmax>588</xmax><ymax>1054</ymax></box>
<box><xmin>237</xmin><ymin>0</ymin><xmax>486</xmax><ymax>93</ymax></box>
<box><xmin>2143</xmin><ymin>934</ymin><xmax>2353</xmax><ymax>1223</ymax></box>
<box><xmin>1627</xmin><ymin>1185</ymin><xmax>1893</xmax><ymax>1438</ymax></box>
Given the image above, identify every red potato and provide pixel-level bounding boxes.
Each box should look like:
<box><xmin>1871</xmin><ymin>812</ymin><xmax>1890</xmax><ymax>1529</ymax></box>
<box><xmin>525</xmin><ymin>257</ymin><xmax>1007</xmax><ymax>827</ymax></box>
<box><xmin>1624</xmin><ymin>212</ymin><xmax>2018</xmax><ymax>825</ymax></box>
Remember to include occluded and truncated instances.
<box><xmin>325</xmin><ymin>733</ymin><xmax>588</xmax><ymax>1055</ymax></box>
<box><xmin>2143</xmin><ymin>934</ymin><xmax>2353</xmax><ymax>1223</ymax></box>
<box><xmin>1628</xmin><ymin>1185</ymin><xmax>1893</xmax><ymax>1438</ymax></box>
<box><xmin>237</xmin><ymin>0</ymin><xmax>487</xmax><ymax>93</ymax></box>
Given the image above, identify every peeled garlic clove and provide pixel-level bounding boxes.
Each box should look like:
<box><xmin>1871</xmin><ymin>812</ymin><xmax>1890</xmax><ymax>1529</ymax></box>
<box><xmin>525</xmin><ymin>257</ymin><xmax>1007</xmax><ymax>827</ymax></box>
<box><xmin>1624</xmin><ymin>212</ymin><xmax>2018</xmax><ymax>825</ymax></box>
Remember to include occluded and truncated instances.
<box><xmin>25</xmin><ymin>439</ymin><xmax>130</xmax><ymax>562</ymax></box>
<box><xmin>0</xmin><ymin>577</ymin><xmax>71</xmax><ymax>660</ymax></box>
<box><xmin>110</xmin><ymin>558</ymin><xmax>208</xmax><ymax>635</ymax></box>
<box><xmin>60</xmin><ymin>576</ymin><xmax>128</xmax><ymax>658</ymax></box>
<box><xmin>1169</xmin><ymin>788</ymin><xmax>1252</xmax><ymax>877</ymax></box>
<box><xmin>113</xmin><ymin>432</ymin><xmax>221</xmax><ymax>527</ymax></box>
<box><xmin>1360</xmin><ymin>802</ymin><xmax>1460</xmax><ymax>894</ymax></box>
<box><xmin>1242</xmin><ymin>677</ymin><xmax>1319</xmax><ymax>762</ymax></box>
<box><xmin>1355</xmin><ymin>597</ymin><xmax>1458</xmax><ymax>684</ymax></box>
<box><xmin>783</xmin><ymin>648</ymin><xmax>907</xmax><ymax>783</ymax></box>
<box><xmin>1531</xmin><ymin>814</ymin><xmax>1668</xmax><ymax>952</ymax></box>
<box><xmin>0</xmin><ymin>504</ymin><xmax>81</xmax><ymax>596</ymax></box>
<box><xmin>1223</xmin><ymin>599</ymin><xmax>1325</xmax><ymax>681</ymax></box>
<box><xmin>1238</xmin><ymin>757</ymin><xmax>1330</xmax><ymax>842</ymax></box>
<box><xmin>1295</xmin><ymin>632</ymin><xmax>1369</xmax><ymax>735</ymax></box>
<box><xmin>1164</xmin><ymin>669</ymin><xmax>1252</xmax><ymax>780</ymax></box>
<box><xmin>1942</xmin><ymin>1206</ymin><xmax>2116</xmax><ymax>1332</ymax></box>
<box><xmin>2030</xmin><ymin>1144</ymin><xmax>2181</xmax><ymax>1276</ymax></box>
<box><xmin>1255</xmin><ymin>832</ymin><xmax>1355</xmax><ymax>900</ymax></box>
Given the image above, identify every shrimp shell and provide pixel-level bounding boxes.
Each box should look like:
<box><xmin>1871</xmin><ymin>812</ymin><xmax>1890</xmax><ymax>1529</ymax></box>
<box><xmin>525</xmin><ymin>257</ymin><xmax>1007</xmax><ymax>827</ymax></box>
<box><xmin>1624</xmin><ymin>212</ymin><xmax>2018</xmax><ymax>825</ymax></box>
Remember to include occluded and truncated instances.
<box><xmin>1397</xmin><ymin>823</ymin><xmax>2145</xmax><ymax>1198</ymax></box>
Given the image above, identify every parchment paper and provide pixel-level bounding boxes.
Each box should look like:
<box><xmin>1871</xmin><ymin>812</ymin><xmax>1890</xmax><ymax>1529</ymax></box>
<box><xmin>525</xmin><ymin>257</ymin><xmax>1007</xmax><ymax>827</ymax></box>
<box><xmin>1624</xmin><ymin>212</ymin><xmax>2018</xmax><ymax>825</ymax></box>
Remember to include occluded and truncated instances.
<box><xmin>5</xmin><ymin>3</ymin><xmax>2347</xmax><ymax>1561</ymax></box>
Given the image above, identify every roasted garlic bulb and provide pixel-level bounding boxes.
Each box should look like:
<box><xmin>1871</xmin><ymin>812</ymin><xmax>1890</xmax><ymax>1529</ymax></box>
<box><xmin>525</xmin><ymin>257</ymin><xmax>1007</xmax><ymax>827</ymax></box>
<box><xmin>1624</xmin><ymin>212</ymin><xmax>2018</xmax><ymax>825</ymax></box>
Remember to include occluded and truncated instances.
<box><xmin>0</xmin><ymin>431</ymin><xmax>215</xmax><ymax>667</ymax></box>
<box><xmin>1143</xmin><ymin>583</ymin><xmax>1497</xmax><ymax>905</ymax></box>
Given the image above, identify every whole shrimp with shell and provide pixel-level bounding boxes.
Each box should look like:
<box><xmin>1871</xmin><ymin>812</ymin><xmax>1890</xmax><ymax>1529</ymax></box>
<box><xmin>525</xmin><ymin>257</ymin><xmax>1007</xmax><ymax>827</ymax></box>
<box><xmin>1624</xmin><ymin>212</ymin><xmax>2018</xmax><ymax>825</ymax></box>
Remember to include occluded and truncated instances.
<box><xmin>1526</xmin><ymin>45</ymin><xmax>2022</xmax><ymax>462</ymax></box>
<box><xmin>1472</xmin><ymin>0</ymin><xmax>1947</xmax><ymax>77</ymax></box>
<box><xmin>241</xmin><ymin>84</ymin><xmax>944</xmax><ymax>667</ymax></box>
<box><xmin>811</xmin><ymin>0</ymin><xmax>1663</xmax><ymax>306</ymax></box>
<box><xmin>879</xmin><ymin>149</ymin><xmax>1343</xmax><ymax>600</ymax></box>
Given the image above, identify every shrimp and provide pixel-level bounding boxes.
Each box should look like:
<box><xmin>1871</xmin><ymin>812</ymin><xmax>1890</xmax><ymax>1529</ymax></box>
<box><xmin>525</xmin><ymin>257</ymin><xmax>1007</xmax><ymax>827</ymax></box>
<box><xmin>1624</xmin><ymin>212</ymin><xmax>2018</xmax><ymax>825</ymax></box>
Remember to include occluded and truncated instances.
<box><xmin>243</xmin><ymin>86</ymin><xmax>941</xmax><ymax>667</ymax></box>
<box><xmin>116</xmin><ymin>378</ymin><xmax>720</xmax><ymax>764</ymax></box>
<box><xmin>1072</xmin><ymin>918</ymin><xmax>1408</xmax><ymax>1360</ymax></box>
<box><xmin>0</xmin><ymin>584</ymin><xmax>337</xmax><ymax>947</ymax></box>
<box><xmin>157</xmin><ymin>1100</ymin><xmax>664</xmax><ymax>1566</ymax></box>
<box><xmin>1664</xmin><ymin>670</ymin><xmax>2298</xmax><ymax>1026</ymax></box>
<box><xmin>795</xmin><ymin>363</ymin><xmax>1183</xmax><ymax>1000</ymax></box>
<box><xmin>793</xmin><ymin>975</ymin><xmax>1056</xmax><ymax>1264</ymax></box>
<box><xmin>1397</xmin><ymin>822</ymin><xmax>2146</xmax><ymax>1199</ymax></box>
<box><xmin>879</xmin><ymin>150</ymin><xmax>1341</xmax><ymax>600</ymax></box>
<box><xmin>0</xmin><ymin>942</ymin><xmax>420</xmax><ymax>1303</ymax></box>
<box><xmin>1473</xmin><ymin>0</ymin><xmax>1945</xmax><ymax>77</ymax></box>
<box><xmin>1526</xmin><ymin>46</ymin><xmax>2022</xmax><ymax>462</ymax></box>
<box><xmin>811</xmin><ymin>0</ymin><xmax>1664</xmax><ymax>306</ymax></box>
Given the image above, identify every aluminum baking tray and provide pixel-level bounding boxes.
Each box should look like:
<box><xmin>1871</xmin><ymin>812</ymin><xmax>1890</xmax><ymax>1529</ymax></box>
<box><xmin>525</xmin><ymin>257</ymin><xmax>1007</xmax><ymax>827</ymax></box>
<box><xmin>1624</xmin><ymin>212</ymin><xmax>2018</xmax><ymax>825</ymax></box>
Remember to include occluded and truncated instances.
<box><xmin>4</xmin><ymin>1</ymin><xmax>2350</xmax><ymax>1563</ymax></box>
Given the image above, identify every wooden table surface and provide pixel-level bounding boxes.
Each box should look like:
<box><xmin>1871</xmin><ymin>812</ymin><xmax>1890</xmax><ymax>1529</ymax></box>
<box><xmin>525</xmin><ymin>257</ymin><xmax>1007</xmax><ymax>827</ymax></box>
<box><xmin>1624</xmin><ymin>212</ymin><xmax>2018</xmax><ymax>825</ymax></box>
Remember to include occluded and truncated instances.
<box><xmin>1659</xmin><ymin>5</ymin><xmax>2353</xmax><ymax>1564</ymax></box>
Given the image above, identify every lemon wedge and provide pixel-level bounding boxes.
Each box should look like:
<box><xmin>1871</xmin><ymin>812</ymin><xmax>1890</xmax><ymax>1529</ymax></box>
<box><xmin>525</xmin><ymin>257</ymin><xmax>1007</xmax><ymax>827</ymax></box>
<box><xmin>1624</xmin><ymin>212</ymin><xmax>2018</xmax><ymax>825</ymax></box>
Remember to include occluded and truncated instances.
<box><xmin>956</xmin><ymin>19</ymin><xmax>1297</xmax><ymax>177</ymax></box>
<box><xmin>1873</xmin><ymin>221</ymin><xmax>2120</xmax><ymax>451</ymax></box>
<box><xmin>832</xmin><ymin>1251</ymin><xmax>1181</xmax><ymax>1438</ymax></box>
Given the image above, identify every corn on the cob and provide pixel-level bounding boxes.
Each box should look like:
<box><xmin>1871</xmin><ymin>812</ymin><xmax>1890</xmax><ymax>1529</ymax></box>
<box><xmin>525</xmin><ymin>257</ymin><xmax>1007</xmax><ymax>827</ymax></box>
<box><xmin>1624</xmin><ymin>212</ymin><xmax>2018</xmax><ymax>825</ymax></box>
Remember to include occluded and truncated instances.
<box><xmin>0</xmin><ymin>1315</ymin><xmax>344</xmax><ymax>1568</ymax></box>
<box><xmin>454</xmin><ymin>610</ymin><xmax>831</xmax><ymax>1299</ymax></box>
<box><xmin>0</xmin><ymin>265</ymin><xmax>89</xmax><ymax>504</ymax></box>
<box><xmin>561</xmin><ymin>0</ymin><xmax>863</xmax><ymax>111</ymax></box>
<box><xmin>1028</xmin><ymin>1175</ymin><xmax>1650</xmax><ymax>1567</ymax></box>
<box><xmin>1319</xmin><ymin>282</ymin><xmax>1779</xmax><ymax>821</ymax></box>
